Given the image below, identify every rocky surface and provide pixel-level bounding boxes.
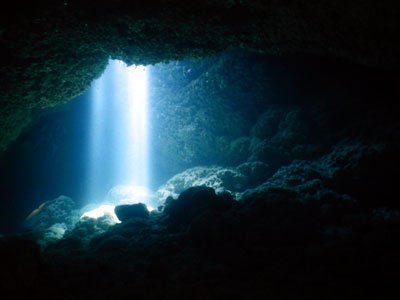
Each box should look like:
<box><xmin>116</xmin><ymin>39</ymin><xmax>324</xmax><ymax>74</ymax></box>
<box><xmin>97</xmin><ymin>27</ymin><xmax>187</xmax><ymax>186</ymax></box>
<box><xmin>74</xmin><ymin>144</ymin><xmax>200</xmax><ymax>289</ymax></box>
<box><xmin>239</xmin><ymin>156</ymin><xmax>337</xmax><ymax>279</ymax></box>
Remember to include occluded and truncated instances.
<box><xmin>1</xmin><ymin>0</ymin><xmax>399</xmax><ymax>150</ymax></box>
<box><xmin>20</xmin><ymin>195</ymin><xmax>81</xmax><ymax>248</ymax></box>
<box><xmin>156</xmin><ymin>162</ymin><xmax>272</xmax><ymax>204</ymax></box>
<box><xmin>0</xmin><ymin>2</ymin><xmax>399</xmax><ymax>296</ymax></box>
<box><xmin>1</xmin><ymin>49</ymin><xmax>399</xmax><ymax>234</ymax></box>
<box><xmin>147</xmin><ymin>50</ymin><xmax>399</xmax><ymax>183</ymax></box>
<box><xmin>1</xmin><ymin>142</ymin><xmax>398</xmax><ymax>299</ymax></box>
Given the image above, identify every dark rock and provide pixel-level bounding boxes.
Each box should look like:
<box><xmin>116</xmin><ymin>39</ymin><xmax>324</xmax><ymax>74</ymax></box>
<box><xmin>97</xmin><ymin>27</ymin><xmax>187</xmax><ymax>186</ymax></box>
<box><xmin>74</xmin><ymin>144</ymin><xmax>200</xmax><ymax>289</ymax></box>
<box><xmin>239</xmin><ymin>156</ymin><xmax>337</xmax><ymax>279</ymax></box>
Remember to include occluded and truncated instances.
<box><xmin>236</xmin><ymin>161</ymin><xmax>272</xmax><ymax>188</ymax></box>
<box><xmin>188</xmin><ymin>211</ymin><xmax>233</xmax><ymax>245</ymax></box>
<box><xmin>272</xmin><ymin>109</ymin><xmax>310</xmax><ymax>148</ymax></box>
<box><xmin>215</xmin><ymin>169</ymin><xmax>247</xmax><ymax>191</ymax></box>
<box><xmin>22</xmin><ymin>195</ymin><xmax>77</xmax><ymax>231</ymax></box>
<box><xmin>248</xmin><ymin>138</ymin><xmax>291</xmax><ymax>169</ymax></box>
<box><xmin>1</xmin><ymin>0</ymin><xmax>398</xmax><ymax>152</ymax></box>
<box><xmin>250</xmin><ymin>109</ymin><xmax>284</xmax><ymax>139</ymax></box>
<box><xmin>164</xmin><ymin>186</ymin><xmax>233</xmax><ymax>230</ymax></box>
<box><xmin>115</xmin><ymin>203</ymin><xmax>150</xmax><ymax>222</ymax></box>
<box><xmin>227</xmin><ymin>136</ymin><xmax>251</xmax><ymax>165</ymax></box>
<box><xmin>96</xmin><ymin>235</ymin><xmax>129</xmax><ymax>251</ymax></box>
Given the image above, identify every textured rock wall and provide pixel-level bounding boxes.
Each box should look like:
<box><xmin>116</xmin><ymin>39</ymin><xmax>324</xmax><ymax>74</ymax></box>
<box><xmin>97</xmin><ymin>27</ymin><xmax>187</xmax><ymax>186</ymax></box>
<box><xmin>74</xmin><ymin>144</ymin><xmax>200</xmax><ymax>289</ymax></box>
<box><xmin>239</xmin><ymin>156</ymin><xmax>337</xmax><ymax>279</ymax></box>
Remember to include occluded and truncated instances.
<box><xmin>149</xmin><ymin>51</ymin><xmax>273</xmax><ymax>177</ymax></box>
<box><xmin>1</xmin><ymin>0</ymin><xmax>399</xmax><ymax>151</ymax></box>
<box><xmin>8</xmin><ymin>143</ymin><xmax>398</xmax><ymax>299</ymax></box>
<box><xmin>148</xmin><ymin>50</ymin><xmax>399</xmax><ymax>183</ymax></box>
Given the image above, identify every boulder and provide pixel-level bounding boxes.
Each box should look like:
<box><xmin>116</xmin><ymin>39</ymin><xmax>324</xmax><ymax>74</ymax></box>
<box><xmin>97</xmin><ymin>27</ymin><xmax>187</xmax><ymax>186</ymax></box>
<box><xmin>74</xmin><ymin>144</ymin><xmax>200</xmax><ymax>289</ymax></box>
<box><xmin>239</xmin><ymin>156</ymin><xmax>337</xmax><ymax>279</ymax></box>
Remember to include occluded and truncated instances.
<box><xmin>114</xmin><ymin>203</ymin><xmax>149</xmax><ymax>222</ymax></box>
<box><xmin>22</xmin><ymin>195</ymin><xmax>78</xmax><ymax>230</ymax></box>
<box><xmin>156</xmin><ymin>166</ymin><xmax>246</xmax><ymax>204</ymax></box>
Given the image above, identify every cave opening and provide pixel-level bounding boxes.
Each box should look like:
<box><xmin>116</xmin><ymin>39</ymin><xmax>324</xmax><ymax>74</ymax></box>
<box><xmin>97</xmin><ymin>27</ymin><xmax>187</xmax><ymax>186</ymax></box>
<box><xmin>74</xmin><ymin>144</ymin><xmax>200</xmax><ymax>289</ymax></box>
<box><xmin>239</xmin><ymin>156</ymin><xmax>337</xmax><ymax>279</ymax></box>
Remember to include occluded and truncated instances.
<box><xmin>0</xmin><ymin>1</ymin><xmax>399</xmax><ymax>296</ymax></box>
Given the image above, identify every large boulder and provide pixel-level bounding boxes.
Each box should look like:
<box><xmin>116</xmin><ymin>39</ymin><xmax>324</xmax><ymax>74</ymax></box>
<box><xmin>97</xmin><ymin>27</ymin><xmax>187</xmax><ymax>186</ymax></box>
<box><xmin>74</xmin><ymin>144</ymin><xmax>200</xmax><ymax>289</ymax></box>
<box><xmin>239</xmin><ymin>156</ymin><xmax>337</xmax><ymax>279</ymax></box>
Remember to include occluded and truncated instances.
<box><xmin>114</xmin><ymin>203</ymin><xmax>150</xmax><ymax>222</ymax></box>
<box><xmin>156</xmin><ymin>163</ymin><xmax>273</xmax><ymax>205</ymax></box>
<box><xmin>22</xmin><ymin>195</ymin><xmax>78</xmax><ymax>231</ymax></box>
<box><xmin>156</xmin><ymin>166</ymin><xmax>245</xmax><ymax>203</ymax></box>
<box><xmin>21</xmin><ymin>195</ymin><xmax>80</xmax><ymax>248</ymax></box>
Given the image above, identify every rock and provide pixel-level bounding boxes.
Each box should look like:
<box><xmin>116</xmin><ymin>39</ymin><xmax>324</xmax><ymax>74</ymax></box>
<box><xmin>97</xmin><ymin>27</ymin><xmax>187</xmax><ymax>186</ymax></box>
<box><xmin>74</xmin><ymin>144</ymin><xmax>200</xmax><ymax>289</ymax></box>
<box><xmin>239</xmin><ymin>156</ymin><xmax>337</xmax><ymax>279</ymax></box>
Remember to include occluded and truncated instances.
<box><xmin>248</xmin><ymin>138</ymin><xmax>291</xmax><ymax>169</ymax></box>
<box><xmin>42</xmin><ymin>223</ymin><xmax>68</xmax><ymax>244</ymax></box>
<box><xmin>227</xmin><ymin>137</ymin><xmax>251</xmax><ymax>165</ymax></box>
<box><xmin>250</xmin><ymin>109</ymin><xmax>284</xmax><ymax>139</ymax></box>
<box><xmin>149</xmin><ymin>52</ymin><xmax>271</xmax><ymax>180</ymax></box>
<box><xmin>156</xmin><ymin>166</ymin><xmax>247</xmax><ymax>204</ymax></box>
<box><xmin>239</xmin><ymin>142</ymin><xmax>396</xmax><ymax>215</ymax></box>
<box><xmin>317</xmin><ymin>143</ymin><xmax>399</xmax><ymax>208</ymax></box>
<box><xmin>214</xmin><ymin>169</ymin><xmax>247</xmax><ymax>191</ymax></box>
<box><xmin>236</xmin><ymin>161</ymin><xmax>272</xmax><ymax>188</ymax></box>
<box><xmin>96</xmin><ymin>235</ymin><xmax>129</xmax><ymax>251</ymax></box>
<box><xmin>188</xmin><ymin>211</ymin><xmax>233</xmax><ymax>245</ymax></box>
<box><xmin>21</xmin><ymin>195</ymin><xmax>81</xmax><ymax>248</ymax></box>
<box><xmin>291</xmin><ymin>143</ymin><xmax>323</xmax><ymax>160</ymax></box>
<box><xmin>47</xmin><ymin>213</ymin><xmax>118</xmax><ymax>252</ymax></box>
<box><xmin>114</xmin><ymin>203</ymin><xmax>149</xmax><ymax>222</ymax></box>
<box><xmin>164</xmin><ymin>186</ymin><xmax>233</xmax><ymax>230</ymax></box>
<box><xmin>22</xmin><ymin>195</ymin><xmax>78</xmax><ymax>231</ymax></box>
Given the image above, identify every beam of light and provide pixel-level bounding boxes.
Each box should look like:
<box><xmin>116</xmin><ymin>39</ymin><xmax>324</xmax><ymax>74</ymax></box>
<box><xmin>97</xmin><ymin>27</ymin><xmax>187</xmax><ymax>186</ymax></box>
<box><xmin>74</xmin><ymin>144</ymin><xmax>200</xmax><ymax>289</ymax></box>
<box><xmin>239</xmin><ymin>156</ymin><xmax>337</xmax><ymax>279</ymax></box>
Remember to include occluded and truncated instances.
<box><xmin>113</xmin><ymin>61</ymin><xmax>148</xmax><ymax>188</ymax></box>
<box><xmin>86</xmin><ymin>59</ymin><xmax>149</xmax><ymax>204</ymax></box>
<box><xmin>86</xmin><ymin>72</ymin><xmax>106</xmax><ymax>202</ymax></box>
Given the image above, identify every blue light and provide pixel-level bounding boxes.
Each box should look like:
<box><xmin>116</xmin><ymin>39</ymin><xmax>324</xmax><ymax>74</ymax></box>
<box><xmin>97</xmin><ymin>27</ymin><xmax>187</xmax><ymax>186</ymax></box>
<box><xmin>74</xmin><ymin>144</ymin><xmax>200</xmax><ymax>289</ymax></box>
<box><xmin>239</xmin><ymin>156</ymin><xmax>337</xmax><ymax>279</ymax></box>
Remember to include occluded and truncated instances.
<box><xmin>86</xmin><ymin>60</ymin><xmax>149</xmax><ymax>204</ymax></box>
<box><xmin>87</xmin><ymin>69</ymin><xmax>105</xmax><ymax>201</ymax></box>
<box><xmin>113</xmin><ymin>61</ymin><xmax>148</xmax><ymax>187</ymax></box>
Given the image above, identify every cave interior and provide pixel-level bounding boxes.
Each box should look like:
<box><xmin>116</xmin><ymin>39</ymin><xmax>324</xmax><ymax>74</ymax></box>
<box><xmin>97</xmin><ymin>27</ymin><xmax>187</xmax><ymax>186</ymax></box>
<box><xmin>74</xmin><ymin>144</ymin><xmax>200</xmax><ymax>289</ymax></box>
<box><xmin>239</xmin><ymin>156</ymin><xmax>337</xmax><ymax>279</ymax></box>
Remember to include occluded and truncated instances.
<box><xmin>0</xmin><ymin>1</ymin><xmax>399</xmax><ymax>299</ymax></box>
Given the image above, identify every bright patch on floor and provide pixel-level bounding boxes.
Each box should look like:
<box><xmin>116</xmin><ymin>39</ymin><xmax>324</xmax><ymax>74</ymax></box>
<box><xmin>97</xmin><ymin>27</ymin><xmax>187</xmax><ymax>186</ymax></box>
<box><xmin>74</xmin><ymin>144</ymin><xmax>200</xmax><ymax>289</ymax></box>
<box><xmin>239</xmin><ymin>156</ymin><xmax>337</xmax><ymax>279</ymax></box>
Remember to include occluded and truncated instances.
<box><xmin>80</xmin><ymin>205</ymin><xmax>121</xmax><ymax>223</ymax></box>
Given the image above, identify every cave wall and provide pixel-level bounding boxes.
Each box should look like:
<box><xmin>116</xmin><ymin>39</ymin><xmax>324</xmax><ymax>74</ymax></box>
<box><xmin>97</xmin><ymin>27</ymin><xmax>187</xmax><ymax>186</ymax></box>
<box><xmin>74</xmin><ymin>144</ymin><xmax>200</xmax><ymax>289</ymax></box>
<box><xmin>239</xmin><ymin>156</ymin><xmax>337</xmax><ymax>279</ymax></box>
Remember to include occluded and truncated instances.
<box><xmin>149</xmin><ymin>50</ymin><xmax>399</xmax><ymax>183</ymax></box>
<box><xmin>1</xmin><ymin>49</ymin><xmax>398</xmax><ymax>235</ymax></box>
<box><xmin>1</xmin><ymin>0</ymin><xmax>399</xmax><ymax>151</ymax></box>
<box><xmin>1</xmin><ymin>1</ymin><xmax>400</xmax><ymax>293</ymax></box>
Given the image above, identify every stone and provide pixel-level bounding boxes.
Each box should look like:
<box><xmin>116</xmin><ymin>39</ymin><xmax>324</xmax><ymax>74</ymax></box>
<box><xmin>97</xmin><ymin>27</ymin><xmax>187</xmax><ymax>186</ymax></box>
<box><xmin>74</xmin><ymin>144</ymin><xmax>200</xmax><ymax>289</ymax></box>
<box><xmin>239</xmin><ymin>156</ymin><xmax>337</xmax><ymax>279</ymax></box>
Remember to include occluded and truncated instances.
<box><xmin>114</xmin><ymin>203</ymin><xmax>150</xmax><ymax>222</ymax></box>
<box><xmin>156</xmin><ymin>166</ymin><xmax>248</xmax><ymax>204</ymax></box>
<box><xmin>22</xmin><ymin>195</ymin><xmax>78</xmax><ymax>230</ymax></box>
<box><xmin>21</xmin><ymin>195</ymin><xmax>81</xmax><ymax>248</ymax></box>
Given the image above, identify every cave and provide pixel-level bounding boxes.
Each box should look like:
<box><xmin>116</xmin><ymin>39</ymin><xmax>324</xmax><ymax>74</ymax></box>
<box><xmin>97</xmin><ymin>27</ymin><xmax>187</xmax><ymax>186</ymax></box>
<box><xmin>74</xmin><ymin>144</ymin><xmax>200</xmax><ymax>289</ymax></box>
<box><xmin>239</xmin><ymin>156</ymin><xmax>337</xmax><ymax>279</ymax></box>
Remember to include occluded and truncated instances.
<box><xmin>0</xmin><ymin>1</ymin><xmax>399</xmax><ymax>299</ymax></box>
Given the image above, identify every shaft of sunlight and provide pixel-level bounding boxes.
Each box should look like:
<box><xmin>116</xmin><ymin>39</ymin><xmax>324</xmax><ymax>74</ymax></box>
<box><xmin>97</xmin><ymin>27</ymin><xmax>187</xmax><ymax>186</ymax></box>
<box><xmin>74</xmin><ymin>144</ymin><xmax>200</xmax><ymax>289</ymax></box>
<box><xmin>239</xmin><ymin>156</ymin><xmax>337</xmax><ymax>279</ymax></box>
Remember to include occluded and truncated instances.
<box><xmin>86</xmin><ymin>59</ymin><xmax>149</xmax><ymax>204</ymax></box>
<box><xmin>113</xmin><ymin>61</ymin><xmax>148</xmax><ymax>188</ymax></box>
<box><xmin>87</xmin><ymin>72</ymin><xmax>105</xmax><ymax>201</ymax></box>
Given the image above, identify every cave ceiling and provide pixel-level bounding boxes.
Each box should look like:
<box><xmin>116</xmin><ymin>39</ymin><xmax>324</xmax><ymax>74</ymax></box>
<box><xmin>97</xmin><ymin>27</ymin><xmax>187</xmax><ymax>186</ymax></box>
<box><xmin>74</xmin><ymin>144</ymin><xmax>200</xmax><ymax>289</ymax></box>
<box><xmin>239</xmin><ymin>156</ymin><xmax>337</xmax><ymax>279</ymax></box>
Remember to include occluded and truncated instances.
<box><xmin>0</xmin><ymin>0</ymin><xmax>399</xmax><ymax>151</ymax></box>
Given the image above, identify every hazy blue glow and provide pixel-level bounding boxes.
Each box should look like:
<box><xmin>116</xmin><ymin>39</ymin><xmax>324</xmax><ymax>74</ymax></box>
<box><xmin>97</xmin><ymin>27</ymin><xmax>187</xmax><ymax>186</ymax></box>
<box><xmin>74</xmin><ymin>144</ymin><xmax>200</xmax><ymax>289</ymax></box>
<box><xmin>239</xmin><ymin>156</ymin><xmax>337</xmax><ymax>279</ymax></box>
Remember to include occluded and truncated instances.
<box><xmin>87</xmin><ymin>72</ymin><xmax>105</xmax><ymax>200</ymax></box>
<box><xmin>113</xmin><ymin>61</ymin><xmax>148</xmax><ymax>187</ymax></box>
<box><xmin>87</xmin><ymin>60</ymin><xmax>149</xmax><ymax>203</ymax></box>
